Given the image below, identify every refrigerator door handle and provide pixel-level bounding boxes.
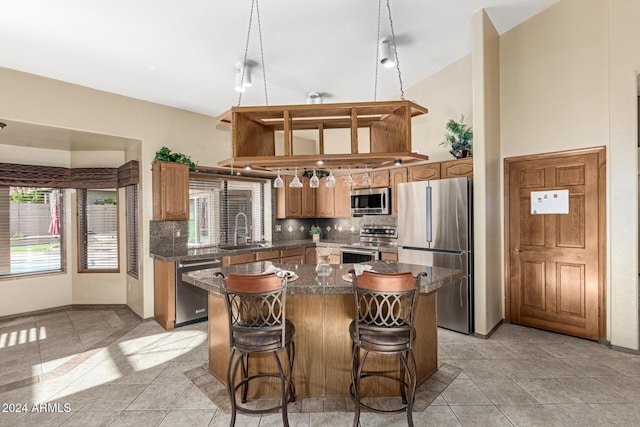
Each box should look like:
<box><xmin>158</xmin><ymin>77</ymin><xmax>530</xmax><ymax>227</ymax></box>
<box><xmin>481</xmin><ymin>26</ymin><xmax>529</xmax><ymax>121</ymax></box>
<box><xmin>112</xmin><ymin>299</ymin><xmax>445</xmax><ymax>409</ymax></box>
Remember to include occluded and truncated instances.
<box><xmin>426</xmin><ymin>186</ymin><xmax>433</xmax><ymax>243</ymax></box>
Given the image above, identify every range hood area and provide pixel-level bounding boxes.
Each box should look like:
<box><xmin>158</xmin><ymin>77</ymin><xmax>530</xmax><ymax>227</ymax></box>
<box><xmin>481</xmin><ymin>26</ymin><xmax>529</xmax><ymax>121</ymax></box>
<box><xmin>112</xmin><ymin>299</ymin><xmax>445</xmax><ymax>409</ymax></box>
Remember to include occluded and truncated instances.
<box><xmin>216</xmin><ymin>100</ymin><xmax>430</xmax><ymax>171</ymax></box>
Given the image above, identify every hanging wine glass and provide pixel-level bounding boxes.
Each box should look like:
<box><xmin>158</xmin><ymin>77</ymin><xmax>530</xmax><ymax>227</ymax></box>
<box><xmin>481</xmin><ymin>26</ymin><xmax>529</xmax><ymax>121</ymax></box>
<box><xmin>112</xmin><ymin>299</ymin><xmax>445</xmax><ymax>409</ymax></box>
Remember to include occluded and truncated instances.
<box><xmin>289</xmin><ymin>167</ymin><xmax>303</xmax><ymax>188</ymax></box>
<box><xmin>273</xmin><ymin>168</ymin><xmax>284</xmax><ymax>188</ymax></box>
<box><xmin>361</xmin><ymin>165</ymin><xmax>371</xmax><ymax>187</ymax></box>
<box><xmin>326</xmin><ymin>169</ymin><xmax>336</xmax><ymax>187</ymax></box>
<box><xmin>344</xmin><ymin>167</ymin><xmax>355</xmax><ymax>187</ymax></box>
<box><xmin>309</xmin><ymin>169</ymin><xmax>320</xmax><ymax>188</ymax></box>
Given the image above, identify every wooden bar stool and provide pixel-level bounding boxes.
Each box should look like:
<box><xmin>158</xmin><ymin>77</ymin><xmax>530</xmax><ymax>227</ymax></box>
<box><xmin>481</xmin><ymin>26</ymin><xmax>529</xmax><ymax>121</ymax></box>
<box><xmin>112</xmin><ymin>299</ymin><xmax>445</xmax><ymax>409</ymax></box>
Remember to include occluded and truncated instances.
<box><xmin>217</xmin><ymin>272</ymin><xmax>296</xmax><ymax>427</ymax></box>
<box><xmin>349</xmin><ymin>270</ymin><xmax>426</xmax><ymax>427</ymax></box>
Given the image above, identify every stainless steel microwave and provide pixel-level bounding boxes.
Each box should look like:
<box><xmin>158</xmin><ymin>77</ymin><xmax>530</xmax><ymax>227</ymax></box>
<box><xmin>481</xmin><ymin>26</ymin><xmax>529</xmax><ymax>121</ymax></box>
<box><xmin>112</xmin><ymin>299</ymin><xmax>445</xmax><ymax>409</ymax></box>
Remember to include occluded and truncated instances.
<box><xmin>350</xmin><ymin>188</ymin><xmax>390</xmax><ymax>216</ymax></box>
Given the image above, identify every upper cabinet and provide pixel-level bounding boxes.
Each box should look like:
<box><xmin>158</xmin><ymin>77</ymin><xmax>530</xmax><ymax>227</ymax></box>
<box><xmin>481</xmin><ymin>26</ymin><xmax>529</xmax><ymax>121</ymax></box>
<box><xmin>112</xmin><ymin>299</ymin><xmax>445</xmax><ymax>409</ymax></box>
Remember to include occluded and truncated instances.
<box><xmin>390</xmin><ymin>167</ymin><xmax>407</xmax><ymax>218</ymax></box>
<box><xmin>315</xmin><ymin>175</ymin><xmax>351</xmax><ymax>218</ymax></box>
<box><xmin>351</xmin><ymin>170</ymin><xmax>389</xmax><ymax>189</ymax></box>
<box><xmin>152</xmin><ymin>161</ymin><xmax>189</xmax><ymax>220</ymax></box>
<box><xmin>408</xmin><ymin>163</ymin><xmax>440</xmax><ymax>182</ymax></box>
<box><xmin>276</xmin><ymin>176</ymin><xmax>316</xmax><ymax>219</ymax></box>
<box><xmin>441</xmin><ymin>158</ymin><xmax>473</xmax><ymax>179</ymax></box>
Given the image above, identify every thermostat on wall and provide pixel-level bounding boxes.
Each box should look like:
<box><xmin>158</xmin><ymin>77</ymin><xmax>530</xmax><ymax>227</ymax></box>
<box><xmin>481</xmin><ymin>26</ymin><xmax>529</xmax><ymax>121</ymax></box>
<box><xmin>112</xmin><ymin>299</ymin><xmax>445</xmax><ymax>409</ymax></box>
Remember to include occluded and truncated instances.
<box><xmin>530</xmin><ymin>190</ymin><xmax>569</xmax><ymax>215</ymax></box>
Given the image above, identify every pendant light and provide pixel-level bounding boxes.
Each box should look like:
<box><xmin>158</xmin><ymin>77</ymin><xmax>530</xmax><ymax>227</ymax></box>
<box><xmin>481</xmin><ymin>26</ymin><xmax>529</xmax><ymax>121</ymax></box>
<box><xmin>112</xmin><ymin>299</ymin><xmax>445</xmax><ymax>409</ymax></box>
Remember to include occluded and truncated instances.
<box><xmin>273</xmin><ymin>168</ymin><xmax>284</xmax><ymax>188</ymax></box>
<box><xmin>289</xmin><ymin>168</ymin><xmax>303</xmax><ymax>188</ymax></box>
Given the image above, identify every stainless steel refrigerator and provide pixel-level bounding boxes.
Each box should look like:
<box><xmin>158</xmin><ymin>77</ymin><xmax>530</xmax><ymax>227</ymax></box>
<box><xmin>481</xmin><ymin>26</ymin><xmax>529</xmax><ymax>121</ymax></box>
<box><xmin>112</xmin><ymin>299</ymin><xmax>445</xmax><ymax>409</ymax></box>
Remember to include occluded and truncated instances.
<box><xmin>397</xmin><ymin>177</ymin><xmax>473</xmax><ymax>334</ymax></box>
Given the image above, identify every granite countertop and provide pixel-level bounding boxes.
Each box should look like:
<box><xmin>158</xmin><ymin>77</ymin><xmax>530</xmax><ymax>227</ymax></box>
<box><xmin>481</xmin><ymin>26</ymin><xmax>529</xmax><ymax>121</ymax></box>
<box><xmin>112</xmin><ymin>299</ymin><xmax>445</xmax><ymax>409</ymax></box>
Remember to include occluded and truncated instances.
<box><xmin>150</xmin><ymin>239</ymin><xmax>398</xmax><ymax>262</ymax></box>
<box><xmin>183</xmin><ymin>260</ymin><xmax>462</xmax><ymax>296</ymax></box>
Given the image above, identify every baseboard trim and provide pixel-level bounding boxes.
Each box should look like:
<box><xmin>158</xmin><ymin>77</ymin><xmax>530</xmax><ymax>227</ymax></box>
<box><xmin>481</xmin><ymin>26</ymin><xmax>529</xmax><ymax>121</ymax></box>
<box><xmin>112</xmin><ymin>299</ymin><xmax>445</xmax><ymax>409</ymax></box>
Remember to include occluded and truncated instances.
<box><xmin>0</xmin><ymin>304</ymin><xmax>137</xmax><ymax>323</ymax></box>
<box><xmin>473</xmin><ymin>319</ymin><xmax>504</xmax><ymax>339</ymax></box>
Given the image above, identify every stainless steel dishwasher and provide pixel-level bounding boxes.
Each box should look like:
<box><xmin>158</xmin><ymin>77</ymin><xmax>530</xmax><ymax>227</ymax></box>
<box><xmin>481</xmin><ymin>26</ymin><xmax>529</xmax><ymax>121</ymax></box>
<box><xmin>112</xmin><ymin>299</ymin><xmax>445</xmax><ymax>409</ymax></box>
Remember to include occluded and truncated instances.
<box><xmin>175</xmin><ymin>258</ymin><xmax>221</xmax><ymax>327</ymax></box>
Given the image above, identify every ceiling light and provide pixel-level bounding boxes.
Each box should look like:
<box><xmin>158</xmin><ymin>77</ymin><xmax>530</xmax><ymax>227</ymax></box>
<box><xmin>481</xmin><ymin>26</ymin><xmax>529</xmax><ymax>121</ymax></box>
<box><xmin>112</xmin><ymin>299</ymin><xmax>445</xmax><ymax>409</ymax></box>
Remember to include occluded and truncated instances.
<box><xmin>234</xmin><ymin>62</ymin><xmax>253</xmax><ymax>92</ymax></box>
<box><xmin>379</xmin><ymin>39</ymin><xmax>395</xmax><ymax>69</ymax></box>
<box><xmin>316</xmin><ymin>160</ymin><xmax>324</xmax><ymax>165</ymax></box>
<box><xmin>307</xmin><ymin>92</ymin><xmax>322</xmax><ymax>104</ymax></box>
<box><xmin>243</xmin><ymin>163</ymin><xmax>252</xmax><ymax>170</ymax></box>
<box><xmin>394</xmin><ymin>158</ymin><xmax>403</xmax><ymax>166</ymax></box>
<box><xmin>0</xmin><ymin>122</ymin><xmax>6</xmax><ymax>131</ymax></box>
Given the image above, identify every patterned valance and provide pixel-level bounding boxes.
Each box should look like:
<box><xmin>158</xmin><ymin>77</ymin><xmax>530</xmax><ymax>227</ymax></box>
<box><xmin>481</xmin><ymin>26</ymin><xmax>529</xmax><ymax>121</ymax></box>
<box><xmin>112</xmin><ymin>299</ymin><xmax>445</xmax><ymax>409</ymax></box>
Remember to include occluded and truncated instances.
<box><xmin>0</xmin><ymin>160</ymin><xmax>139</xmax><ymax>188</ymax></box>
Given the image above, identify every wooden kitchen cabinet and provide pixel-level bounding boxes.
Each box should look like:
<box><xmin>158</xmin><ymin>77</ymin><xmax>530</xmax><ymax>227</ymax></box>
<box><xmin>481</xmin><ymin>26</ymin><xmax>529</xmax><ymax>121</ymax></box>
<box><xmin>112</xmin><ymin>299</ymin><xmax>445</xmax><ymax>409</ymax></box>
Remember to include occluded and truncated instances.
<box><xmin>154</xmin><ymin>259</ymin><xmax>176</xmax><ymax>331</ymax></box>
<box><xmin>380</xmin><ymin>251</ymin><xmax>398</xmax><ymax>262</ymax></box>
<box><xmin>316</xmin><ymin>177</ymin><xmax>335</xmax><ymax>217</ymax></box>
<box><xmin>276</xmin><ymin>176</ymin><xmax>315</xmax><ymax>218</ymax></box>
<box><xmin>281</xmin><ymin>247</ymin><xmax>305</xmax><ymax>265</ymax></box>
<box><xmin>334</xmin><ymin>175</ymin><xmax>352</xmax><ymax>218</ymax></box>
<box><xmin>255</xmin><ymin>250</ymin><xmax>280</xmax><ymax>261</ymax></box>
<box><xmin>221</xmin><ymin>252</ymin><xmax>256</xmax><ymax>267</ymax></box>
<box><xmin>152</xmin><ymin>161</ymin><xmax>189</xmax><ymax>220</ymax></box>
<box><xmin>408</xmin><ymin>163</ymin><xmax>440</xmax><ymax>182</ymax></box>
<box><xmin>390</xmin><ymin>167</ymin><xmax>407</xmax><ymax>218</ymax></box>
<box><xmin>441</xmin><ymin>158</ymin><xmax>473</xmax><ymax>179</ymax></box>
<box><xmin>304</xmin><ymin>246</ymin><xmax>317</xmax><ymax>264</ymax></box>
<box><xmin>351</xmin><ymin>170</ymin><xmax>389</xmax><ymax>189</ymax></box>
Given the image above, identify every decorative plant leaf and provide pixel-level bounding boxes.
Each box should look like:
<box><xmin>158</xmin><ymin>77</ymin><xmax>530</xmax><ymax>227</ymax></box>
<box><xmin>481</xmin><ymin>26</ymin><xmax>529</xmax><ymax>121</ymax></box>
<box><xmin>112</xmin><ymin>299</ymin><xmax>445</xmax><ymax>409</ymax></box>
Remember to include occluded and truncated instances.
<box><xmin>154</xmin><ymin>146</ymin><xmax>196</xmax><ymax>170</ymax></box>
<box><xmin>302</xmin><ymin>169</ymin><xmax>330</xmax><ymax>179</ymax></box>
<box><xmin>440</xmin><ymin>115</ymin><xmax>473</xmax><ymax>157</ymax></box>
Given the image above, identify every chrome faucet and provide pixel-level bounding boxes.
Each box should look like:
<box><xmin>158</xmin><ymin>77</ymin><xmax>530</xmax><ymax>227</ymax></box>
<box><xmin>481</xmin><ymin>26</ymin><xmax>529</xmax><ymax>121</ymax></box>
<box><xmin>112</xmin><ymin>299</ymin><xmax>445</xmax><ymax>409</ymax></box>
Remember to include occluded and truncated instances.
<box><xmin>234</xmin><ymin>212</ymin><xmax>249</xmax><ymax>245</ymax></box>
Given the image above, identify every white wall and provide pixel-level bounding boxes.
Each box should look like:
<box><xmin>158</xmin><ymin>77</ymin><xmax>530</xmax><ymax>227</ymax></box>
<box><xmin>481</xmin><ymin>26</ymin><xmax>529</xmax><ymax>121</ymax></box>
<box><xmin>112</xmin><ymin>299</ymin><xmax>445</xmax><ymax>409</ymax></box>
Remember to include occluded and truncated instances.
<box><xmin>472</xmin><ymin>10</ymin><xmax>503</xmax><ymax>335</ymax></box>
<box><xmin>499</xmin><ymin>0</ymin><xmax>638</xmax><ymax>349</ymax></box>
<box><xmin>0</xmin><ymin>67</ymin><xmax>230</xmax><ymax>319</ymax></box>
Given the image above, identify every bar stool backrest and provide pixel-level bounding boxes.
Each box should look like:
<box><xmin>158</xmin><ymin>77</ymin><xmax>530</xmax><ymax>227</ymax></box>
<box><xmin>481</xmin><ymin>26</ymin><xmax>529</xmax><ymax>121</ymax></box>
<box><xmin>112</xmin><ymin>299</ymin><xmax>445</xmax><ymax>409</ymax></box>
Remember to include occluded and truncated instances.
<box><xmin>352</xmin><ymin>271</ymin><xmax>421</xmax><ymax>340</ymax></box>
<box><xmin>219</xmin><ymin>272</ymin><xmax>288</xmax><ymax>347</ymax></box>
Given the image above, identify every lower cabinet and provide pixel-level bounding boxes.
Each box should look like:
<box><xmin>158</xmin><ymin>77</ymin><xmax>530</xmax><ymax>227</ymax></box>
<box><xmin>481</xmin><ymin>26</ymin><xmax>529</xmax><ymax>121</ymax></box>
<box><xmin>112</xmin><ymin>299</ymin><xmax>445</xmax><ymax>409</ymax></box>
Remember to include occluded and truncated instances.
<box><xmin>281</xmin><ymin>247</ymin><xmax>305</xmax><ymax>265</ymax></box>
<box><xmin>380</xmin><ymin>251</ymin><xmax>398</xmax><ymax>262</ymax></box>
<box><xmin>154</xmin><ymin>259</ymin><xmax>176</xmax><ymax>331</ymax></box>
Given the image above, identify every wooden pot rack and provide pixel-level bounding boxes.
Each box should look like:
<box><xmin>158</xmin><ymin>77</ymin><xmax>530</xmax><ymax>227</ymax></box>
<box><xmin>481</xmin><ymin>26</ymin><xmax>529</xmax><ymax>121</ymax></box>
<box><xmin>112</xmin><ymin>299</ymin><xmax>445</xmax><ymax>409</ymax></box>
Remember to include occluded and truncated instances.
<box><xmin>217</xmin><ymin>100</ymin><xmax>429</xmax><ymax>170</ymax></box>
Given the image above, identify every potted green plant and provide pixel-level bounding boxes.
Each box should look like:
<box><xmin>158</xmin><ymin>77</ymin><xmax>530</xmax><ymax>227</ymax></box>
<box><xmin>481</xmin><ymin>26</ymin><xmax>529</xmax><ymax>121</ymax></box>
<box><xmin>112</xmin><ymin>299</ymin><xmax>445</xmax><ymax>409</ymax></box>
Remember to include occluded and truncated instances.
<box><xmin>310</xmin><ymin>225</ymin><xmax>321</xmax><ymax>242</ymax></box>
<box><xmin>440</xmin><ymin>115</ymin><xmax>473</xmax><ymax>158</ymax></box>
<box><xmin>154</xmin><ymin>146</ymin><xmax>196</xmax><ymax>170</ymax></box>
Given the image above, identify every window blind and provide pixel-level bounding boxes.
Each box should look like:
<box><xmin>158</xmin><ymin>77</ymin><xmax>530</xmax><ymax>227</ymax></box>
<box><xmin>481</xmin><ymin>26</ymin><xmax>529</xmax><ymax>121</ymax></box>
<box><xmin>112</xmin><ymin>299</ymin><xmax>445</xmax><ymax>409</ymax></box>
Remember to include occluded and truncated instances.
<box><xmin>0</xmin><ymin>187</ymin><xmax>64</xmax><ymax>277</ymax></box>
<box><xmin>78</xmin><ymin>188</ymin><xmax>119</xmax><ymax>272</ymax></box>
<box><xmin>126</xmin><ymin>185</ymin><xmax>138</xmax><ymax>278</ymax></box>
<box><xmin>188</xmin><ymin>177</ymin><xmax>267</xmax><ymax>247</ymax></box>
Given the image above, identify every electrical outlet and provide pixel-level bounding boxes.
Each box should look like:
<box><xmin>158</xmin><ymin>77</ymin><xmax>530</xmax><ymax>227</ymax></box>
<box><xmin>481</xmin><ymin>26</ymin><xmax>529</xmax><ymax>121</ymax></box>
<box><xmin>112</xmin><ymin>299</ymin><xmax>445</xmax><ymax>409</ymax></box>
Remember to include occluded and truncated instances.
<box><xmin>275</xmin><ymin>225</ymin><xmax>282</xmax><ymax>232</ymax></box>
<box><xmin>176</xmin><ymin>230</ymin><xmax>181</xmax><ymax>238</ymax></box>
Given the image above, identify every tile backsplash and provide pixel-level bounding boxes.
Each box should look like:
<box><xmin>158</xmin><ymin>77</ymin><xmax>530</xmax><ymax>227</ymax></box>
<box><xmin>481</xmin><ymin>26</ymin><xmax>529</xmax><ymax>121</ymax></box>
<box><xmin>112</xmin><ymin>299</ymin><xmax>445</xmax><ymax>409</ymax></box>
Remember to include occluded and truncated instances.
<box><xmin>273</xmin><ymin>216</ymin><xmax>397</xmax><ymax>242</ymax></box>
<box><xmin>149</xmin><ymin>220</ymin><xmax>188</xmax><ymax>254</ymax></box>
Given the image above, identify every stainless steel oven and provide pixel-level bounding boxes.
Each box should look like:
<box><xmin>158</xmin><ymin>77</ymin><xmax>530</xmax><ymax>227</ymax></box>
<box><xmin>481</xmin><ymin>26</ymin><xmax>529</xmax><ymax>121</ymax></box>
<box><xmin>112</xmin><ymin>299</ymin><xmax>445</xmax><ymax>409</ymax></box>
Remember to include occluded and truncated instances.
<box><xmin>340</xmin><ymin>246</ymin><xmax>380</xmax><ymax>264</ymax></box>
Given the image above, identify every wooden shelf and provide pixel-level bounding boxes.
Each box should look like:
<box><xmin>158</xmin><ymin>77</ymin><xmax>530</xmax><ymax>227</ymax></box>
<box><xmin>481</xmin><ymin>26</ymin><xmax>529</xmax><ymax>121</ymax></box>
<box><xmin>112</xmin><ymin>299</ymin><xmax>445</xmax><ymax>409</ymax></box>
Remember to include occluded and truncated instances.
<box><xmin>217</xmin><ymin>100</ymin><xmax>429</xmax><ymax>170</ymax></box>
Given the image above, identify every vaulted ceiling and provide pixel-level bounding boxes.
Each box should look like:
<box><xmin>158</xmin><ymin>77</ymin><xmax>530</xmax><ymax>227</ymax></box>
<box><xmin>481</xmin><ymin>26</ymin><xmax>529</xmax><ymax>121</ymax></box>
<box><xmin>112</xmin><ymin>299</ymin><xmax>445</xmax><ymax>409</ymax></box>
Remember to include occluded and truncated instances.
<box><xmin>1</xmin><ymin>0</ymin><xmax>557</xmax><ymax>119</ymax></box>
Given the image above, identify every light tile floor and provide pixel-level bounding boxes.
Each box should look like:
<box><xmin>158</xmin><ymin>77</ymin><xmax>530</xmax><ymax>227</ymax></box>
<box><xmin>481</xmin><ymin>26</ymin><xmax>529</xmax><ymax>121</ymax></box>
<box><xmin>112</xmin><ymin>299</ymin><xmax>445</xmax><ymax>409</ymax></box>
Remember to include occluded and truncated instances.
<box><xmin>1</xmin><ymin>307</ymin><xmax>640</xmax><ymax>426</ymax></box>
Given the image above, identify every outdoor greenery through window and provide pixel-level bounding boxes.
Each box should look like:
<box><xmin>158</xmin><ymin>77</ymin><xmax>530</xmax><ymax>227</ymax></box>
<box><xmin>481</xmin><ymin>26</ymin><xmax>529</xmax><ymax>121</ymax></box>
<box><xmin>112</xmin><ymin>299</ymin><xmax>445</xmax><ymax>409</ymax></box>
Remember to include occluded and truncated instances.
<box><xmin>189</xmin><ymin>178</ymin><xmax>266</xmax><ymax>247</ymax></box>
<box><xmin>0</xmin><ymin>187</ymin><xmax>64</xmax><ymax>277</ymax></box>
<box><xmin>78</xmin><ymin>189</ymin><xmax>119</xmax><ymax>272</ymax></box>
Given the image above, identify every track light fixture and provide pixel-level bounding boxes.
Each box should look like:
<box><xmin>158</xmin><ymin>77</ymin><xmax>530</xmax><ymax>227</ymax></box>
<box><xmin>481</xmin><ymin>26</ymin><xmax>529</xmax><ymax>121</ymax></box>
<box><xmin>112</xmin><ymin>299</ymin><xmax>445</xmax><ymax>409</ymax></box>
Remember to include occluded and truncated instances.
<box><xmin>378</xmin><ymin>39</ymin><xmax>395</xmax><ymax>69</ymax></box>
<box><xmin>234</xmin><ymin>61</ymin><xmax>253</xmax><ymax>92</ymax></box>
<box><xmin>307</xmin><ymin>92</ymin><xmax>322</xmax><ymax>104</ymax></box>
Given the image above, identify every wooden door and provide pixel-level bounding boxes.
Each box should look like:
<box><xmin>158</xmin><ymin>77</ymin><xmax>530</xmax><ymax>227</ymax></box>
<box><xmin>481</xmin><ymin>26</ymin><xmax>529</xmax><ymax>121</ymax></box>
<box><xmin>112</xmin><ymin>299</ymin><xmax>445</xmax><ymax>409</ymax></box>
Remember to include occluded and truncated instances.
<box><xmin>505</xmin><ymin>148</ymin><xmax>605</xmax><ymax>340</ymax></box>
<box><xmin>152</xmin><ymin>161</ymin><xmax>189</xmax><ymax>220</ymax></box>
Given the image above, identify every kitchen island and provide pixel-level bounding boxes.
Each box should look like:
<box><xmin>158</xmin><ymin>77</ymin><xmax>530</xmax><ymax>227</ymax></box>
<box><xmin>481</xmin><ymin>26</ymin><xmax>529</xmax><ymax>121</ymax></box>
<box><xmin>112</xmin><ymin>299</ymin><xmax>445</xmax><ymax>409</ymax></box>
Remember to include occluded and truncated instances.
<box><xmin>184</xmin><ymin>261</ymin><xmax>462</xmax><ymax>398</ymax></box>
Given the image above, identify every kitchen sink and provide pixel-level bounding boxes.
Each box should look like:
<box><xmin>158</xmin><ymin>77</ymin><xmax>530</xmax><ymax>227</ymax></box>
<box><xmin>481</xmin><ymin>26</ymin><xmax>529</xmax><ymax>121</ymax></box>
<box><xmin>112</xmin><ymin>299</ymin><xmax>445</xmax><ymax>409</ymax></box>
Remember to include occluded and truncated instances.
<box><xmin>217</xmin><ymin>243</ymin><xmax>271</xmax><ymax>251</ymax></box>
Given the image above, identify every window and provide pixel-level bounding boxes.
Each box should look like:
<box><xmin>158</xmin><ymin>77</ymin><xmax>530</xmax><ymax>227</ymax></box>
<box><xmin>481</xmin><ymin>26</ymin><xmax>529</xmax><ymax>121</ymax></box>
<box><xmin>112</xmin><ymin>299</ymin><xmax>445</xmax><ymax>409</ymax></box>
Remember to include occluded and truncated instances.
<box><xmin>78</xmin><ymin>189</ymin><xmax>119</xmax><ymax>272</ymax></box>
<box><xmin>126</xmin><ymin>185</ymin><xmax>138</xmax><ymax>278</ymax></box>
<box><xmin>0</xmin><ymin>187</ymin><xmax>64</xmax><ymax>277</ymax></box>
<box><xmin>188</xmin><ymin>178</ymin><xmax>267</xmax><ymax>247</ymax></box>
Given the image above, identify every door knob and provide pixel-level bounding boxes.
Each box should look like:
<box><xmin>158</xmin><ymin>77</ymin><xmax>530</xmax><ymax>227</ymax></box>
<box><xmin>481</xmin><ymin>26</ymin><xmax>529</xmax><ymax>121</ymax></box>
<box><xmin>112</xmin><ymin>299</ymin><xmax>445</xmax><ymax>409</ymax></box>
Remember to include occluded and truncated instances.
<box><xmin>513</xmin><ymin>248</ymin><xmax>522</xmax><ymax>254</ymax></box>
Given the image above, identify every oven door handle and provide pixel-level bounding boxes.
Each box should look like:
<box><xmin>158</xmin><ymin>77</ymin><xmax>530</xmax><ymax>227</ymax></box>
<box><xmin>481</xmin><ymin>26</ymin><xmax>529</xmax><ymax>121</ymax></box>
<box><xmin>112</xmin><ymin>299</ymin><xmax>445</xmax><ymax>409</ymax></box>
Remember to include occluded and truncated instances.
<box><xmin>340</xmin><ymin>248</ymin><xmax>379</xmax><ymax>256</ymax></box>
